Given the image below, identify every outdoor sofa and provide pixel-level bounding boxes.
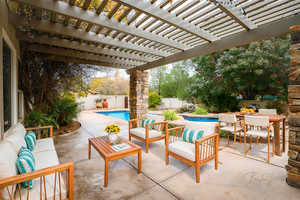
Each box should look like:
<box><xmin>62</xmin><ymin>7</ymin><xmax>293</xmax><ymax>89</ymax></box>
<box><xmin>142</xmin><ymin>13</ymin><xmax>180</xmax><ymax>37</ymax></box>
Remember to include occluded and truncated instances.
<box><xmin>0</xmin><ymin>124</ymin><xmax>74</xmax><ymax>200</ymax></box>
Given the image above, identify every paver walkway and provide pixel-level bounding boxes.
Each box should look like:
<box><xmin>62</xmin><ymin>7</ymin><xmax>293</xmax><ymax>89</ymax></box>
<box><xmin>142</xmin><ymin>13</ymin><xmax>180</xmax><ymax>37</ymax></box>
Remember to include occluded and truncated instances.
<box><xmin>53</xmin><ymin>111</ymin><xmax>300</xmax><ymax>200</ymax></box>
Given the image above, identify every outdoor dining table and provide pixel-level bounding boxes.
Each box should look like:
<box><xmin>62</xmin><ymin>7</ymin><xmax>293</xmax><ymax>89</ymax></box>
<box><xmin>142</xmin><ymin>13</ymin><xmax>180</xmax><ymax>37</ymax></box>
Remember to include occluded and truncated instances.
<box><xmin>224</xmin><ymin>112</ymin><xmax>286</xmax><ymax>156</ymax></box>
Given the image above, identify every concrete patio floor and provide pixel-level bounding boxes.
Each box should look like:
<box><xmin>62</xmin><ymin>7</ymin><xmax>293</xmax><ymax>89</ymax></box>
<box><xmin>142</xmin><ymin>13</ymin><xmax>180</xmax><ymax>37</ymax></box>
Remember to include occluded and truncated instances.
<box><xmin>53</xmin><ymin>111</ymin><xmax>300</xmax><ymax>199</ymax></box>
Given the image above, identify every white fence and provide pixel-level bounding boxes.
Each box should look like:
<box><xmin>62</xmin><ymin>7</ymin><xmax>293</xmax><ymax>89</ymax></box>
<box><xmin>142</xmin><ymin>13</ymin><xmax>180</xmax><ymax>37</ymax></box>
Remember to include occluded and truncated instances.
<box><xmin>161</xmin><ymin>98</ymin><xmax>193</xmax><ymax>108</ymax></box>
<box><xmin>76</xmin><ymin>94</ymin><xmax>192</xmax><ymax>110</ymax></box>
<box><xmin>76</xmin><ymin>94</ymin><xmax>128</xmax><ymax>110</ymax></box>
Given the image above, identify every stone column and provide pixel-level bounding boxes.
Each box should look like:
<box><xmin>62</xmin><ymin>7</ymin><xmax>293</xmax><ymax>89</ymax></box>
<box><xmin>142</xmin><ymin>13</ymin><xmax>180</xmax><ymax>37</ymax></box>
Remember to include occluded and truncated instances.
<box><xmin>129</xmin><ymin>71</ymin><xmax>148</xmax><ymax>124</ymax></box>
<box><xmin>286</xmin><ymin>25</ymin><xmax>300</xmax><ymax>189</ymax></box>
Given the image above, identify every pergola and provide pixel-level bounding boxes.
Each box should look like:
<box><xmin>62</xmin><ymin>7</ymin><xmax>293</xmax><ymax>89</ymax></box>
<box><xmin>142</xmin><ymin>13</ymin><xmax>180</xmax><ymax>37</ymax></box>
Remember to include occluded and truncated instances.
<box><xmin>8</xmin><ymin>0</ymin><xmax>300</xmax><ymax>73</ymax></box>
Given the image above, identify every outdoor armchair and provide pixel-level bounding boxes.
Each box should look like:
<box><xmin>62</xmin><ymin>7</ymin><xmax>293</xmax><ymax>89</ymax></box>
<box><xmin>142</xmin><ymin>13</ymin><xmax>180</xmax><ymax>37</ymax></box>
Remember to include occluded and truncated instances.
<box><xmin>129</xmin><ymin>114</ymin><xmax>168</xmax><ymax>153</ymax></box>
<box><xmin>219</xmin><ymin>114</ymin><xmax>244</xmax><ymax>153</ymax></box>
<box><xmin>244</xmin><ymin>115</ymin><xmax>274</xmax><ymax>162</ymax></box>
<box><xmin>165</xmin><ymin>121</ymin><xmax>219</xmax><ymax>183</ymax></box>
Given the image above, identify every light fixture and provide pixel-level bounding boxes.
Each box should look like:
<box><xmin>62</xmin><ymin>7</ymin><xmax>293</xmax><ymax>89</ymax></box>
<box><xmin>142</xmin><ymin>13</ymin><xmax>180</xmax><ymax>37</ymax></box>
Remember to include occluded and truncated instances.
<box><xmin>207</xmin><ymin>0</ymin><xmax>239</xmax><ymax>6</ymax></box>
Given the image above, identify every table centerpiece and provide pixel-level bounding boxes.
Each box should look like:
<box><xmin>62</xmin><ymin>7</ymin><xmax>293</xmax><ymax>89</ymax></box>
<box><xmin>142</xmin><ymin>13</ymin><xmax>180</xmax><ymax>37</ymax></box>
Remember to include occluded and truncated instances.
<box><xmin>105</xmin><ymin>124</ymin><xmax>121</xmax><ymax>142</ymax></box>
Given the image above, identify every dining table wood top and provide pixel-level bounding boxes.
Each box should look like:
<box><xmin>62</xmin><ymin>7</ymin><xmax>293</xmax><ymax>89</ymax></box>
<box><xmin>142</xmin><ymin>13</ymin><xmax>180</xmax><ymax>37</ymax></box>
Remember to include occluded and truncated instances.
<box><xmin>225</xmin><ymin>112</ymin><xmax>286</xmax><ymax>121</ymax></box>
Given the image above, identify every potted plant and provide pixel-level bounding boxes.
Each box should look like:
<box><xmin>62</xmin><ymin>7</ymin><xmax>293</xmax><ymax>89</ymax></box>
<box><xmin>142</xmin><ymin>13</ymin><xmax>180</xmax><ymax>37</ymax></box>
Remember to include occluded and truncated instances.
<box><xmin>95</xmin><ymin>98</ymin><xmax>103</xmax><ymax>109</ymax></box>
<box><xmin>105</xmin><ymin>124</ymin><xmax>121</xmax><ymax>142</ymax></box>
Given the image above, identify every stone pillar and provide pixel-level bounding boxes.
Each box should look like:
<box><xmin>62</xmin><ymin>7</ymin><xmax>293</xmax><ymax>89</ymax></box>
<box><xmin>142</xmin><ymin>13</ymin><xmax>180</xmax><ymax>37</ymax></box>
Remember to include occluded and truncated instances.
<box><xmin>129</xmin><ymin>71</ymin><xmax>148</xmax><ymax>124</ymax></box>
<box><xmin>286</xmin><ymin>25</ymin><xmax>300</xmax><ymax>189</ymax></box>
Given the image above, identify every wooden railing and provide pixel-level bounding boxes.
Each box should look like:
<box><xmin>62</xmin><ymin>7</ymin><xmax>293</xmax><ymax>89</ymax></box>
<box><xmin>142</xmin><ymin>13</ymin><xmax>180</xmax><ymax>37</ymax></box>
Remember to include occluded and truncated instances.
<box><xmin>195</xmin><ymin>133</ymin><xmax>219</xmax><ymax>163</ymax></box>
<box><xmin>26</xmin><ymin>126</ymin><xmax>53</xmax><ymax>139</ymax></box>
<box><xmin>0</xmin><ymin>162</ymin><xmax>74</xmax><ymax>200</ymax></box>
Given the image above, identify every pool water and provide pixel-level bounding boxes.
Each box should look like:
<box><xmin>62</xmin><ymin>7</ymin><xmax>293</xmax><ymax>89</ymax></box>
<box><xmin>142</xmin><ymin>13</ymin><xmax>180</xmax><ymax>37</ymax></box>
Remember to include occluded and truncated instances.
<box><xmin>97</xmin><ymin>111</ymin><xmax>130</xmax><ymax>121</ymax></box>
<box><xmin>183</xmin><ymin>116</ymin><xmax>219</xmax><ymax>122</ymax></box>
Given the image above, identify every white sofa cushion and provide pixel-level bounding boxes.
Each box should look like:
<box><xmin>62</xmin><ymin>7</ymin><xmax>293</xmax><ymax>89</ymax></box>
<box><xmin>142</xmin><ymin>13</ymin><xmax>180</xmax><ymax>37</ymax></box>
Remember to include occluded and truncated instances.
<box><xmin>15</xmin><ymin>124</ymin><xmax>27</xmax><ymax>138</ymax></box>
<box><xmin>185</xmin><ymin>121</ymin><xmax>216</xmax><ymax>137</ymax></box>
<box><xmin>169</xmin><ymin>141</ymin><xmax>212</xmax><ymax>162</ymax></box>
<box><xmin>0</xmin><ymin>141</ymin><xmax>18</xmax><ymax>200</ymax></box>
<box><xmin>4</xmin><ymin>131</ymin><xmax>26</xmax><ymax>153</ymax></box>
<box><xmin>33</xmin><ymin>150</ymin><xmax>60</xmax><ymax>170</ymax></box>
<box><xmin>130</xmin><ymin>128</ymin><xmax>163</xmax><ymax>139</ymax></box>
<box><xmin>32</xmin><ymin>138</ymin><xmax>55</xmax><ymax>154</ymax></box>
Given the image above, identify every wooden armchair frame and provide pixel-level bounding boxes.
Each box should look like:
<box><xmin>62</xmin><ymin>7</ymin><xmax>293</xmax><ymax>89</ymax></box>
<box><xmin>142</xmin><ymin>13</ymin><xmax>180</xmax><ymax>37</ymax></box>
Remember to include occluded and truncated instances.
<box><xmin>0</xmin><ymin>161</ymin><xmax>74</xmax><ymax>200</ymax></box>
<box><xmin>165</xmin><ymin>124</ymin><xmax>219</xmax><ymax>183</ymax></box>
<box><xmin>26</xmin><ymin>126</ymin><xmax>53</xmax><ymax>138</ymax></box>
<box><xmin>129</xmin><ymin>117</ymin><xmax>168</xmax><ymax>153</ymax></box>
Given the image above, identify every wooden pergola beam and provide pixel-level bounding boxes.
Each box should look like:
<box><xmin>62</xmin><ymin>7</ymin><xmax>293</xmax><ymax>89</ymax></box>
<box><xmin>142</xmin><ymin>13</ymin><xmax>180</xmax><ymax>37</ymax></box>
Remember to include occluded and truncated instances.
<box><xmin>27</xmin><ymin>44</ymin><xmax>144</xmax><ymax>66</ymax></box>
<box><xmin>13</xmin><ymin>0</ymin><xmax>190</xmax><ymax>50</ymax></box>
<box><xmin>127</xmin><ymin>14</ymin><xmax>300</xmax><ymax>73</ymax></box>
<box><xmin>16</xmin><ymin>31</ymin><xmax>155</xmax><ymax>62</ymax></box>
<box><xmin>9</xmin><ymin>12</ymin><xmax>170</xmax><ymax>57</ymax></box>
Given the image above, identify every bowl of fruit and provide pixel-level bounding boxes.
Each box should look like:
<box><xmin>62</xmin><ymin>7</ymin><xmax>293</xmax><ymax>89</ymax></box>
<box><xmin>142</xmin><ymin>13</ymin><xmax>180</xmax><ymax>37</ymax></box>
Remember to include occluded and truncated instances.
<box><xmin>240</xmin><ymin>108</ymin><xmax>254</xmax><ymax>115</ymax></box>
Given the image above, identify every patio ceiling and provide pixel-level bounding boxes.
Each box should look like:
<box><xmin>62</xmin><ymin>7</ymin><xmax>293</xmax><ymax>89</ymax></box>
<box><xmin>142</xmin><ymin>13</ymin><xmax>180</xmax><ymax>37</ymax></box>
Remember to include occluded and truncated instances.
<box><xmin>8</xmin><ymin>0</ymin><xmax>300</xmax><ymax>71</ymax></box>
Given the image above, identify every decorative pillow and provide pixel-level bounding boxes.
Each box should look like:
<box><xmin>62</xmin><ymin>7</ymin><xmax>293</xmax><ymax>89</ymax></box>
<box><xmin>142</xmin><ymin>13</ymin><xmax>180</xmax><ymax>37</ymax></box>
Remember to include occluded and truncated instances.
<box><xmin>182</xmin><ymin>128</ymin><xmax>204</xmax><ymax>144</ymax></box>
<box><xmin>19</xmin><ymin>146</ymin><xmax>35</xmax><ymax>165</ymax></box>
<box><xmin>141</xmin><ymin>119</ymin><xmax>155</xmax><ymax>130</ymax></box>
<box><xmin>16</xmin><ymin>147</ymin><xmax>35</xmax><ymax>189</ymax></box>
<box><xmin>24</xmin><ymin>131</ymin><xmax>36</xmax><ymax>151</ymax></box>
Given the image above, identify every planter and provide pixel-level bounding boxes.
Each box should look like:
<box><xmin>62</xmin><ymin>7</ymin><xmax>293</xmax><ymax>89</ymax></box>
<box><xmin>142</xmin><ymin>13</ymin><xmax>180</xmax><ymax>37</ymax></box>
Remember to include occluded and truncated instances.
<box><xmin>103</xmin><ymin>99</ymin><xmax>108</xmax><ymax>108</ymax></box>
<box><xmin>108</xmin><ymin>132</ymin><xmax>118</xmax><ymax>142</ymax></box>
<box><xmin>95</xmin><ymin>102</ymin><xmax>102</xmax><ymax>109</ymax></box>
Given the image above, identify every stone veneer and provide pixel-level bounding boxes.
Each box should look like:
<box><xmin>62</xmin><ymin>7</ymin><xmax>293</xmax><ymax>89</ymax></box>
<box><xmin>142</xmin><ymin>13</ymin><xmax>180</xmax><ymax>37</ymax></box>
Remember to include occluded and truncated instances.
<box><xmin>129</xmin><ymin>71</ymin><xmax>148</xmax><ymax>126</ymax></box>
<box><xmin>286</xmin><ymin>25</ymin><xmax>300</xmax><ymax>189</ymax></box>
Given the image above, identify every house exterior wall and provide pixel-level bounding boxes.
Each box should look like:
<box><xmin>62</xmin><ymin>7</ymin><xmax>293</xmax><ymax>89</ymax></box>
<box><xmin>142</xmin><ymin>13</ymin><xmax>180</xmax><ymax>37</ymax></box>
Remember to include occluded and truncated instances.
<box><xmin>0</xmin><ymin>1</ymin><xmax>20</xmax><ymax>141</ymax></box>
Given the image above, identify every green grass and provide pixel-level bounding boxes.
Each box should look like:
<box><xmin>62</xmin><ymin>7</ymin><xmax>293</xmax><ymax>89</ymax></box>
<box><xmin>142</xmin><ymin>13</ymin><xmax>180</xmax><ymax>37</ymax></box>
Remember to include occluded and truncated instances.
<box><xmin>148</xmin><ymin>107</ymin><xmax>158</xmax><ymax>111</ymax></box>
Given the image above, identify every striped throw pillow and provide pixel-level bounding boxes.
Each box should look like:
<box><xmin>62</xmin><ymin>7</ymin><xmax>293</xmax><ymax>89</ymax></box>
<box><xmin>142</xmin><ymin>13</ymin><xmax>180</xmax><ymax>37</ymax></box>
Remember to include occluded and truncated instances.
<box><xmin>141</xmin><ymin>119</ymin><xmax>155</xmax><ymax>130</ymax></box>
<box><xmin>182</xmin><ymin>129</ymin><xmax>204</xmax><ymax>144</ymax></box>
<box><xmin>16</xmin><ymin>147</ymin><xmax>35</xmax><ymax>189</ymax></box>
<box><xmin>25</xmin><ymin>131</ymin><xmax>36</xmax><ymax>151</ymax></box>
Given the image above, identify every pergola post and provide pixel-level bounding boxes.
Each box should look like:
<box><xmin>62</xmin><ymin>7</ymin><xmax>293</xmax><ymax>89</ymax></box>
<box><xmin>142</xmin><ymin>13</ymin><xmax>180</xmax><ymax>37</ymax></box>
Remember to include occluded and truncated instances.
<box><xmin>286</xmin><ymin>25</ymin><xmax>300</xmax><ymax>189</ymax></box>
<box><xmin>129</xmin><ymin>71</ymin><xmax>148</xmax><ymax>124</ymax></box>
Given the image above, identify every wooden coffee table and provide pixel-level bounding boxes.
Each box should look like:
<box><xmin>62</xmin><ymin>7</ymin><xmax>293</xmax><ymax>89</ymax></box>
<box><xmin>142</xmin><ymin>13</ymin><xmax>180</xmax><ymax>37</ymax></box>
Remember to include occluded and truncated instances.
<box><xmin>88</xmin><ymin>136</ymin><xmax>142</xmax><ymax>187</ymax></box>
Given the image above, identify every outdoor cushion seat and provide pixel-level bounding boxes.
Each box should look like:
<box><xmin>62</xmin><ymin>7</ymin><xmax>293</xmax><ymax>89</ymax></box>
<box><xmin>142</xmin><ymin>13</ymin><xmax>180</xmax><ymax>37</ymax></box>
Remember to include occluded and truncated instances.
<box><xmin>32</xmin><ymin>138</ymin><xmax>55</xmax><ymax>154</ymax></box>
<box><xmin>32</xmin><ymin>150</ymin><xmax>60</xmax><ymax>170</ymax></box>
<box><xmin>245</xmin><ymin>129</ymin><xmax>269</xmax><ymax>138</ymax></box>
<box><xmin>130</xmin><ymin>128</ymin><xmax>163</xmax><ymax>139</ymax></box>
<box><xmin>220</xmin><ymin>125</ymin><xmax>243</xmax><ymax>132</ymax></box>
<box><xmin>169</xmin><ymin>141</ymin><xmax>212</xmax><ymax>162</ymax></box>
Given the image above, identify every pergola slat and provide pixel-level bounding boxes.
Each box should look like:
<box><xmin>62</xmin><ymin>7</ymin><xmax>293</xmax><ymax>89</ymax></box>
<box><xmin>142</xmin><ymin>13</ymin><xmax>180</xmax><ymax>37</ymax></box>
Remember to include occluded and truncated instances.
<box><xmin>118</xmin><ymin>7</ymin><xmax>132</xmax><ymax>22</ymax></box>
<box><xmin>96</xmin><ymin>0</ymin><xmax>109</xmax><ymax>14</ymax></box>
<box><xmin>9</xmin><ymin>12</ymin><xmax>171</xmax><ymax>57</ymax></box>
<box><xmin>14</xmin><ymin>0</ymin><xmax>190</xmax><ymax>50</ymax></box>
<box><xmin>115</xmin><ymin>0</ymin><xmax>218</xmax><ymax>42</ymax></box>
<box><xmin>107</xmin><ymin>3</ymin><xmax>120</xmax><ymax>18</ymax></box>
<box><xmin>83</xmin><ymin>0</ymin><xmax>91</xmax><ymax>10</ymax></box>
<box><xmin>27</xmin><ymin>44</ymin><xmax>144</xmax><ymax>66</ymax></box>
<box><xmin>167</xmin><ymin>0</ymin><xmax>187</xmax><ymax>13</ymax></box>
<box><xmin>127</xmin><ymin>14</ymin><xmax>300</xmax><ymax>73</ymax></box>
<box><xmin>16</xmin><ymin>31</ymin><xmax>155</xmax><ymax>62</ymax></box>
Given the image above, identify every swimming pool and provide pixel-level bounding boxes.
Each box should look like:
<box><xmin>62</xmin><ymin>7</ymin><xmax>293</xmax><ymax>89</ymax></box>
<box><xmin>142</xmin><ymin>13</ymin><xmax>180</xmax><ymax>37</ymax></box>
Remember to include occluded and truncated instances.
<box><xmin>183</xmin><ymin>116</ymin><xmax>219</xmax><ymax>122</ymax></box>
<box><xmin>96</xmin><ymin>111</ymin><xmax>130</xmax><ymax>121</ymax></box>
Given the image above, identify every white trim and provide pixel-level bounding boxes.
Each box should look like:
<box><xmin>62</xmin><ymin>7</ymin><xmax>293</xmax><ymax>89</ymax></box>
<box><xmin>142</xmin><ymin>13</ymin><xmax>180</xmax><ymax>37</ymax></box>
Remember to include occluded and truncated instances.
<box><xmin>1</xmin><ymin>27</ymin><xmax>18</xmax><ymax>140</ymax></box>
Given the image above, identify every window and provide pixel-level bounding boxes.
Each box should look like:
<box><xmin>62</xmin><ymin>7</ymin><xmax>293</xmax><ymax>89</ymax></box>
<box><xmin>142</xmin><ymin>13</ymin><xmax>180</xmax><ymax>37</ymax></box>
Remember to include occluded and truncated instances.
<box><xmin>18</xmin><ymin>60</ymin><xmax>24</xmax><ymax>119</ymax></box>
<box><xmin>2</xmin><ymin>39</ymin><xmax>12</xmax><ymax>132</ymax></box>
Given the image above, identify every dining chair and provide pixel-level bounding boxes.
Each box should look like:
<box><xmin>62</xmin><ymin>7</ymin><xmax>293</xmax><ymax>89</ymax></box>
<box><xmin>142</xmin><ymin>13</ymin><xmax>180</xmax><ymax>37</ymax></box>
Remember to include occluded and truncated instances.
<box><xmin>259</xmin><ymin>109</ymin><xmax>277</xmax><ymax>115</ymax></box>
<box><xmin>243</xmin><ymin>115</ymin><xmax>274</xmax><ymax>162</ymax></box>
<box><xmin>219</xmin><ymin>114</ymin><xmax>244</xmax><ymax>153</ymax></box>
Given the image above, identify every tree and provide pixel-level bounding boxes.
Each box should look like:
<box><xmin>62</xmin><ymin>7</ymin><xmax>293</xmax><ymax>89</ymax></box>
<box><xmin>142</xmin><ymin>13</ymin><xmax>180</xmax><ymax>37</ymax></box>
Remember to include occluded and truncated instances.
<box><xmin>184</xmin><ymin>34</ymin><xmax>290</xmax><ymax>112</ymax></box>
<box><xmin>160</xmin><ymin>63</ymin><xmax>191</xmax><ymax>98</ymax></box>
<box><xmin>149</xmin><ymin>66</ymin><xmax>167</xmax><ymax>95</ymax></box>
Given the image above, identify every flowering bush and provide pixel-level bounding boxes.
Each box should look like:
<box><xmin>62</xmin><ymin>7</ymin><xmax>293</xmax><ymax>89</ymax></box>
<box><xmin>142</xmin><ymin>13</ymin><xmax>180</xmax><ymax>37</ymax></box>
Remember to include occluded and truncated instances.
<box><xmin>105</xmin><ymin>124</ymin><xmax>121</xmax><ymax>134</ymax></box>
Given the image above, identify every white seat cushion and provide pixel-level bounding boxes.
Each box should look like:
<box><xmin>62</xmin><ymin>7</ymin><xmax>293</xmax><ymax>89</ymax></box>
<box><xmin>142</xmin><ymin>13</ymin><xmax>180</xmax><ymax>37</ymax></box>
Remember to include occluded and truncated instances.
<box><xmin>246</xmin><ymin>129</ymin><xmax>269</xmax><ymax>138</ymax></box>
<box><xmin>32</xmin><ymin>150</ymin><xmax>60</xmax><ymax>170</ymax></box>
<box><xmin>130</xmin><ymin>128</ymin><xmax>163</xmax><ymax>139</ymax></box>
<box><xmin>169</xmin><ymin>141</ymin><xmax>196</xmax><ymax>161</ymax></box>
<box><xmin>0</xmin><ymin>141</ymin><xmax>18</xmax><ymax>200</ymax></box>
<box><xmin>220</xmin><ymin>126</ymin><xmax>243</xmax><ymax>132</ymax></box>
<box><xmin>32</xmin><ymin>138</ymin><xmax>55</xmax><ymax>154</ymax></box>
<box><xmin>4</xmin><ymin>131</ymin><xmax>27</xmax><ymax>153</ymax></box>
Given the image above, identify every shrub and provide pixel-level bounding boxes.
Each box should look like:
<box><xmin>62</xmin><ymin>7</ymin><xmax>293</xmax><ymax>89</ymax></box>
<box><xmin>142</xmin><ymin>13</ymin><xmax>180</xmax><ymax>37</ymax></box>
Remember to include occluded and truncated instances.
<box><xmin>193</xmin><ymin>108</ymin><xmax>208</xmax><ymax>115</ymax></box>
<box><xmin>162</xmin><ymin>110</ymin><xmax>180</xmax><ymax>121</ymax></box>
<box><xmin>95</xmin><ymin>98</ymin><xmax>103</xmax><ymax>103</ymax></box>
<box><xmin>149</xmin><ymin>92</ymin><xmax>161</xmax><ymax>107</ymax></box>
<box><xmin>265</xmin><ymin>100</ymin><xmax>286</xmax><ymax>114</ymax></box>
<box><xmin>46</xmin><ymin>98</ymin><xmax>81</xmax><ymax>126</ymax></box>
<box><xmin>178</xmin><ymin>106</ymin><xmax>189</xmax><ymax>113</ymax></box>
<box><xmin>25</xmin><ymin>109</ymin><xmax>58</xmax><ymax>129</ymax></box>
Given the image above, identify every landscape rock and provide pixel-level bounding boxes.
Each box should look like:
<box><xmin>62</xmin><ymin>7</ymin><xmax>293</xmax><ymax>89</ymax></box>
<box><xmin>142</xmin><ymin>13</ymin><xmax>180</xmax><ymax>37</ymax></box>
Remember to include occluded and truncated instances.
<box><xmin>288</xmin><ymin>150</ymin><xmax>299</xmax><ymax>160</ymax></box>
<box><xmin>285</xmin><ymin>165</ymin><xmax>300</xmax><ymax>174</ymax></box>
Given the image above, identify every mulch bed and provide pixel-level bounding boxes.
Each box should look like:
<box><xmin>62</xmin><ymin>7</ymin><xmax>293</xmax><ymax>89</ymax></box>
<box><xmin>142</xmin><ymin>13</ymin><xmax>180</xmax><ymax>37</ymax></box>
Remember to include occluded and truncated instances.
<box><xmin>53</xmin><ymin>120</ymin><xmax>81</xmax><ymax>136</ymax></box>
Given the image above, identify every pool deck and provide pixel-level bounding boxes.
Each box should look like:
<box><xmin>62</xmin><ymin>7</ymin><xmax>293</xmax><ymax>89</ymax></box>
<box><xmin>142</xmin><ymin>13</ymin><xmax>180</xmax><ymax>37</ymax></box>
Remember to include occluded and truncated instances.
<box><xmin>52</xmin><ymin>111</ymin><xmax>300</xmax><ymax>199</ymax></box>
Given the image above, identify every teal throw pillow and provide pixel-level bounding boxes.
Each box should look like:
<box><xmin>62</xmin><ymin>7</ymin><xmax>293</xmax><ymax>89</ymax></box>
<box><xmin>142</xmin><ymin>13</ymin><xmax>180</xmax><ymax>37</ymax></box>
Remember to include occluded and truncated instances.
<box><xmin>141</xmin><ymin>119</ymin><xmax>155</xmax><ymax>130</ymax></box>
<box><xmin>16</xmin><ymin>146</ymin><xmax>35</xmax><ymax>189</ymax></box>
<box><xmin>182</xmin><ymin>128</ymin><xmax>204</xmax><ymax>144</ymax></box>
<box><xmin>25</xmin><ymin>131</ymin><xmax>36</xmax><ymax>151</ymax></box>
